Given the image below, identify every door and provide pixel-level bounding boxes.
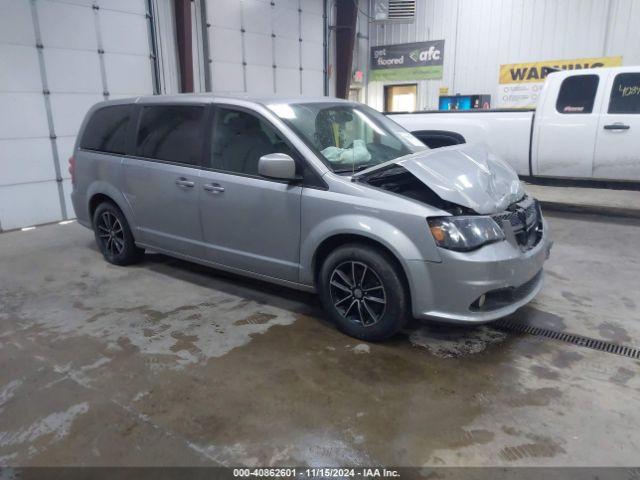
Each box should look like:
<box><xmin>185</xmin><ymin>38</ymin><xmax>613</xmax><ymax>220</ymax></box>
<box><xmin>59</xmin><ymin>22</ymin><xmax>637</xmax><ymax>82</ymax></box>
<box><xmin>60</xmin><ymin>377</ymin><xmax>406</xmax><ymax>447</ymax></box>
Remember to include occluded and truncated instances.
<box><xmin>122</xmin><ymin>104</ymin><xmax>206</xmax><ymax>256</ymax></box>
<box><xmin>384</xmin><ymin>84</ymin><xmax>417</xmax><ymax>112</ymax></box>
<box><xmin>534</xmin><ymin>74</ymin><xmax>602</xmax><ymax>178</ymax></box>
<box><xmin>593</xmin><ymin>71</ymin><xmax>640</xmax><ymax>181</ymax></box>
<box><xmin>199</xmin><ymin>106</ymin><xmax>302</xmax><ymax>282</ymax></box>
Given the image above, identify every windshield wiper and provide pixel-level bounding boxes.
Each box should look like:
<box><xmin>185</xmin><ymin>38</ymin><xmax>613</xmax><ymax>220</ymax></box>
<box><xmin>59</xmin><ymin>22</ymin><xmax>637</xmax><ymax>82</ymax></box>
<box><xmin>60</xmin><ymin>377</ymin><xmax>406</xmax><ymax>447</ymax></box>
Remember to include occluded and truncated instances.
<box><xmin>334</xmin><ymin>164</ymin><xmax>373</xmax><ymax>174</ymax></box>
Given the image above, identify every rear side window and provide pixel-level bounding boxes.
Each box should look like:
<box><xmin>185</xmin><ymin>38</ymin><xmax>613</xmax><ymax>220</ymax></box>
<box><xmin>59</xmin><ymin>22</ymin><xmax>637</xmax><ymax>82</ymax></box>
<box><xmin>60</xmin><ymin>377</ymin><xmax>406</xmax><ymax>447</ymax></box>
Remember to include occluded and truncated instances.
<box><xmin>135</xmin><ymin>105</ymin><xmax>205</xmax><ymax>165</ymax></box>
<box><xmin>80</xmin><ymin>105</ymin><xmax>131</xmax><ymax>154</ymax></box>
<box><xmin>556</xmin><ymin>75</ymin><xmax>599</xmax><ymax>114</ymax></box>
<box><xmin>608</xmin><ymin>73</ymin><xmax>640</xmax><ymax>114</ymax></box>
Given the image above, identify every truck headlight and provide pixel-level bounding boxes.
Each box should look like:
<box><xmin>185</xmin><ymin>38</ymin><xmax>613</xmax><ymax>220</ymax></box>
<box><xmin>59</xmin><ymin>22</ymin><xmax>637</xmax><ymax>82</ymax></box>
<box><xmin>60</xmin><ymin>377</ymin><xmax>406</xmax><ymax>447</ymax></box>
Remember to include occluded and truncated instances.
<box><xmin>428</xmin><ymin>216</ymin><xmax>505</xmax><ymax>251</ymax></box>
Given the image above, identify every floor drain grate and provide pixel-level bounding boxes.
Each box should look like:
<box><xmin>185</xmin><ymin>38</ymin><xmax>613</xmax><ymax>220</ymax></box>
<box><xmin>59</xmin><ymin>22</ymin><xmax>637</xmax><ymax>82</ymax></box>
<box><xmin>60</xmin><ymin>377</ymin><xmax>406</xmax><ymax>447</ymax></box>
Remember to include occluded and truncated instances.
<box><xmin>494</xmin><ymin>319</ymin><xmax>640</xmax><ymax>360</ymax></box>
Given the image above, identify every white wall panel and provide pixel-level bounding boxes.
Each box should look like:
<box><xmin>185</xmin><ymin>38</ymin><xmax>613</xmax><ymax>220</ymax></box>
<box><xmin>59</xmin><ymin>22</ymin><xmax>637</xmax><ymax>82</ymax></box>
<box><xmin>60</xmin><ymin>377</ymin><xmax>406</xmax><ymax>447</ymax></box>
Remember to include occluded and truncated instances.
<box><xmin>302</xmin><ymin>69</ymin><xmax>323</xmax><ymax>95</ymax></box>
<box><xmin>0</xmin><ymin>138</ymin><xmax>56</xmax><ymax>186</ymax></box>
<box><xmin>204</xmin><ymin>0</ymin><xmax>324</xmax><ymax>97</ymax></box>
<box><xmin>211</xmin><ymin>62</ymin><xmax>244</xmax><ymax>92</ymax></box>
<box><xmin>243</xmin><ymin>0</ymin><xmax>272</xmax><ymax>35</ymax></box>
<box><xmin>244</xmin><ymin>32</ymin><xmax>273</xmax><ymax>67</ymax></box>
<box><xmin>210</xmin><ymin>28</ymin><xmax>243</xmax><ymax>63</ymax></box>
<box><xmin>37</xmin><ymin>1</ymin><xmax>97</xmax><ymax>51</ymax></box>
<box><xmin>0</xmin><ymin>0</ymin><xmax>36</xmax><ymax>45</ymax></box>
<box><xmin>276</xmin><ymin>67</ymin><xmax>300</xmax><ymax>94</ymax></box>
<box><xmin>43</xmin><ymin>49</ymin><xmax>102</xmax><ymax>93</ymax></box>
<box><xmin>246</xmin><ymin>65</ymin><xmax>274</xmax><ymax>93</ymax></box>
<box><xmin>0</xmin><ymin>0</ymin><xmax>154</xmax><ymax>230</ymax></box>
<box><xmin>99</xmin><ymin>9</ymin><xmax>149</xmax><ymax>55</ymax></box>
<box><xmin>100</xmin><ymin>0</ymin><xmax>146</xmax><ymax>15</ymax></box>
<box><xmin>0</xmin><ymin>93</ymin><xmax>50</xmax><ymax>139</ymax></box>
<box><xmin>103</xmin><ymin>53</ymin><xmax>152</xmax><ymax>95</ymax></box>
<box><xmin>366</xmin><ymin>0</ymin><xmax>640</xmax><ymax>111</ymax></box>
<box><xmin>49</xmin><ymin>93</ymin><xmax>102</xmax><ymax>137</ymax></box>
<box><xmin>0</xmin><ymin>44</ymin><xmax>42</xmax><ymax>92</ymax></box>
<box><xmin>0</xmin><ymin>181</ymin><xmax>63</xmax><ymax>230</ymax></box>
<box><xmin>275</xmin><ymin>37</ymin><xmax>300</xmax><ymax>69</ymax></box>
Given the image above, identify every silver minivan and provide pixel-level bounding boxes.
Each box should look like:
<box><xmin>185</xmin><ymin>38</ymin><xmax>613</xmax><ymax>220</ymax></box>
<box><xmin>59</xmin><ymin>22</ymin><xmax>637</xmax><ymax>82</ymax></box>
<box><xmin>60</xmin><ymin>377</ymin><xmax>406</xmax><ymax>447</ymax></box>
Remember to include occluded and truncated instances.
<box><xmin>70</xmin><ymin>95</ymin><xmax>552</xmax><ymax>341</ymax></box>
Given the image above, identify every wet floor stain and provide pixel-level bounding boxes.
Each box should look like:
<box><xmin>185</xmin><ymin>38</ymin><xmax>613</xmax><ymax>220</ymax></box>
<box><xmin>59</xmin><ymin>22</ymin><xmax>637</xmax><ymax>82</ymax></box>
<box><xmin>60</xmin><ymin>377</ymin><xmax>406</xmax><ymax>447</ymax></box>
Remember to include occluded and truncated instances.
<box><xmin>498</xmin><ymin>441</ymin><xmax>565</xmax><ymax>461</ymax></box>
<box><xmin>516</xmin><ymin>307</ymin><xmax>567</xmax><ymax>331</ymax></box>
<box><xmin>234</xmin><ymin>312</ymin><xmax>278</xmax><ymax>326</ymax></box>
<box><xmin>530</xmin><ymin>365</ymin><xmax>561</xmax><ymax>381</ymax></box>
<box><xmin>408</xmin><ymin>325</ymin><xmax>506</xmax><ymax>358</ymax></box>
<box><xmin>598</xmin><ymin>321</ymin><xmax>632</xmax><ymax>344</ymax></box>
<box><xmin>610</xmin><ymin>367</ymin><xmax>636</xmax><ymax>386</ymax></box>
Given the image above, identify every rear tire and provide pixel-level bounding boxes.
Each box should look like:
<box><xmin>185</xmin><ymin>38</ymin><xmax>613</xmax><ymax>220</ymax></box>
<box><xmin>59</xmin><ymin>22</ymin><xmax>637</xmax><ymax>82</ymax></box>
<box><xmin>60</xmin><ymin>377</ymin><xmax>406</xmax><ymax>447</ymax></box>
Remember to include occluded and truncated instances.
<box><xmin>318</xmin><ymin>244</ymin><xmax>410</xmax><ymax>341</ymax></box>
<box><xmin>92</xmin><ymin>202</ymin><xmax>142</xmax><ymax>266</ymax></box>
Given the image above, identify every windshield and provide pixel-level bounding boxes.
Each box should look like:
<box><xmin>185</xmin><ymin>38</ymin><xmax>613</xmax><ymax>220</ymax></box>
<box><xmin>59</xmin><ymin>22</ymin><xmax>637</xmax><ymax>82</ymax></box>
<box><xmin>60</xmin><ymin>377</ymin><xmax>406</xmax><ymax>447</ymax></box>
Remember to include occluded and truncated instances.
<box><xmin>267</xmin><ymin>102</ymin><xmax>427</xmax><ymax>173</ymax></box>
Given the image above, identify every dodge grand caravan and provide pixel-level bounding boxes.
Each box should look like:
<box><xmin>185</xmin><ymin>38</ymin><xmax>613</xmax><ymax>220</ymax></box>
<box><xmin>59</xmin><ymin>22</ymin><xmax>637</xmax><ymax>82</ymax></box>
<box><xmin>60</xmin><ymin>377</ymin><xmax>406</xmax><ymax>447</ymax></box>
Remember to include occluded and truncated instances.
<box><xmin>70</xmin><ymin>95</ymin><xmax>552</xmax><ymax>341</ymax></box>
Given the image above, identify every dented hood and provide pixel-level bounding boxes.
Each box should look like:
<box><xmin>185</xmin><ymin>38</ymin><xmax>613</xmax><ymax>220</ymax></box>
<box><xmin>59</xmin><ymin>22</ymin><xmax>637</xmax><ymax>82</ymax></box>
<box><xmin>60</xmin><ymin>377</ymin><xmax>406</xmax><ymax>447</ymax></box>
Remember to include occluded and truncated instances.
<box><xmin>355</xmin><ymin>143</ymin><xmax>524</xmax><ymax>214</ymax></box>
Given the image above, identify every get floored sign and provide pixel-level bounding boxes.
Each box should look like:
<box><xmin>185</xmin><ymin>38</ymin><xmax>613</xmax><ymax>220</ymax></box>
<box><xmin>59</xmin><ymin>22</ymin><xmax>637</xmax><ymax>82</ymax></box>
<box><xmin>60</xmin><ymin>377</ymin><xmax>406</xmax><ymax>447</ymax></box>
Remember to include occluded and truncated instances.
<box><xmin>497</xmin><ymin>56</ymin><xmax>622</xmax><ymax>108</ymax></box>
<box><xmin>370</xmin><ymin>40</ymin><xmax>444</xmax><ymax>81</ymax></box>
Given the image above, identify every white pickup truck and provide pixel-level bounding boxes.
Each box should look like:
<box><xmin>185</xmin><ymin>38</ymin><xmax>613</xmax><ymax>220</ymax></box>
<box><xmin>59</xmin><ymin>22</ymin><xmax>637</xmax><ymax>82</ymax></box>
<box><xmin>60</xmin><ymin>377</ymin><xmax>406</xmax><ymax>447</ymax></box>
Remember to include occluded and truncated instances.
<box><xmin>389</xmin><ymin>66</ymin><xmax>640</xmax><ymax>182</ymax></box>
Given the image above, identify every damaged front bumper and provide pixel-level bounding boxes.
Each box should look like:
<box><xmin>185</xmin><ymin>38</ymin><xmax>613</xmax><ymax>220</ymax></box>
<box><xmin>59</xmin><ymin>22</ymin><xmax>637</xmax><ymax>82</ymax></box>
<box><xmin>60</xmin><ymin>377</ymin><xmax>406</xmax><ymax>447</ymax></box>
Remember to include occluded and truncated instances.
<box><xmin>407</xmin><ymin>217</ymin><xmax>553</xmax><ymax>324</ymax></box>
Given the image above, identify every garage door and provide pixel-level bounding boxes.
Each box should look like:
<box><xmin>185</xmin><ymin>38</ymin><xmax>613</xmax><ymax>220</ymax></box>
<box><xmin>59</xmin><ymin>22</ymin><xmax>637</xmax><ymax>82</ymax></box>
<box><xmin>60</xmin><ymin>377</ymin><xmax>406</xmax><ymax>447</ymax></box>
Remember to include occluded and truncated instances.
<box><xmin>0</xmin><ymin>0</ymin><xmax>155</xmax><ymax>231</ymax></box>
<box><xmin>206</xmin><ymin>0</ymin><xmax>325</xmax><ymax>96</ymax></box>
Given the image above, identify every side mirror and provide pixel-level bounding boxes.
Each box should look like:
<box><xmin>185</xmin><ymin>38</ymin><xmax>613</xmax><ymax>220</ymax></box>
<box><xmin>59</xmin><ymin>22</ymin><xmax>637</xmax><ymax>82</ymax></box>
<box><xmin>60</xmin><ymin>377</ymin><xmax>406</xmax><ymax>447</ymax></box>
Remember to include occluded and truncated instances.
<box><xmin>258</xmin><ymin>153</ymin><xmax>298</xmax><ymax>181</ymax></box>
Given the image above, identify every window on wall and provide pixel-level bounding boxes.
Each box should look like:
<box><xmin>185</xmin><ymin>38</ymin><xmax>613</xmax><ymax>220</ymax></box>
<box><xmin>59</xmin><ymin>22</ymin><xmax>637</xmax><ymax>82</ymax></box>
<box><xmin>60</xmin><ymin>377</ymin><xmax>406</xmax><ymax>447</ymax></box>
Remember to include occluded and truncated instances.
<box><xmin>135</xmin><ymin>106</ymin><xmax>205</xmax><ymax>165</ymax></box>
<box><xmin>556</xmin><ymin>75</ymin><xmax>599</xmax><ymax>114</ymax></box>
<box><xmin>80</xmin><ymin>106</ymin><xmax>132</xmax><ymax>154</ymax></box>
<box><xmin>608</xmin><ymin>73</ymin><xmax>640</xmax><ymax>114</ymax></box>
<box><xmin>384</xmin><ymin>84</ymin><xmax>417</xmax><ymax>112</ymax></box>
<box><xmin>209</xmin><ymin>107</ymin><xmax>294</xmax><ymax>176</ymax></box>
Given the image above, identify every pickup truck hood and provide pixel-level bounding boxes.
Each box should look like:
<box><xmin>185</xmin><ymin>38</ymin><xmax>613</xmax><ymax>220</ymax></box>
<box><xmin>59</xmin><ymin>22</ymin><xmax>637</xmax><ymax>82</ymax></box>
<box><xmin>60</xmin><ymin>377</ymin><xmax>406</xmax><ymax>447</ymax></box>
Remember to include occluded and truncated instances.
<box><xmin>354</xmin><ymin>143</ymin><xmax>524</xmax><ymax>214</ymax></box>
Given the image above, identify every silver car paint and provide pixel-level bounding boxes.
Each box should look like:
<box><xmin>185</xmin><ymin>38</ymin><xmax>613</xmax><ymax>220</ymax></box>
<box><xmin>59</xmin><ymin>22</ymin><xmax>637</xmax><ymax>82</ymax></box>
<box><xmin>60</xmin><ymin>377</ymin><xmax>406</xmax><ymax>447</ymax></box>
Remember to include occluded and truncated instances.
<box><xmin>71</xmin><ymin>94</ymin><xmax>551</xmax><ymax>324</ymax></box>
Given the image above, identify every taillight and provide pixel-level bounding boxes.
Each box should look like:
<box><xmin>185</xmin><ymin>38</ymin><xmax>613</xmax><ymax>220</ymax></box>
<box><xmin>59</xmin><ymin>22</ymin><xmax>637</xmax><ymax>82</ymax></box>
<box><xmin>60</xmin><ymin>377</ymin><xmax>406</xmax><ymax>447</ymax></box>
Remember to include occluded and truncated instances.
<box><xmin>68</xmin><ymin>156</ymin><xmax>76</xmax><ymax>185</ymax></box>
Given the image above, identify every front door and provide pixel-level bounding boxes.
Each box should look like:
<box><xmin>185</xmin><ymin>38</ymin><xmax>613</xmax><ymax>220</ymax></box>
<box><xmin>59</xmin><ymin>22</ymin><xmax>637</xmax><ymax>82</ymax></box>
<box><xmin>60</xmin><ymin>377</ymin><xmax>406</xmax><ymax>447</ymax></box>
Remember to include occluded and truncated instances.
<box><xmin>534</xmin><ymin>73</ymin><xmax>602</xmax><ymax>178</ymax></box>
<box><xmin>199</xmin><ymin>106</ymin><xmax>302</xmax><ymax>282</ymax></box>
<box><xmin>122</xmin><ymin>104</ymin><xmax>206</xmax><ymax>256</ymax></box>
<box><xmin>593</xmin><ymin>71</ymin><xmax>640</xmax><ymax>181</ymax></box>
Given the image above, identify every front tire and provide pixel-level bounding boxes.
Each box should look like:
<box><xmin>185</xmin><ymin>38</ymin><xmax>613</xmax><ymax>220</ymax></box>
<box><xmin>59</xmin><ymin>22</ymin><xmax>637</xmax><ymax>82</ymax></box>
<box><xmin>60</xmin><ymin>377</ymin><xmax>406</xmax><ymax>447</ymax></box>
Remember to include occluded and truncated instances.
<box><xmin>92</xmin><ymin>202</ymin><xmax>142</xmax><ymax>266</ymax></box>
<box><xmin>318</xmin><ymin>244</ymin><xmax>410</xmax><ymax>341</ymax></box>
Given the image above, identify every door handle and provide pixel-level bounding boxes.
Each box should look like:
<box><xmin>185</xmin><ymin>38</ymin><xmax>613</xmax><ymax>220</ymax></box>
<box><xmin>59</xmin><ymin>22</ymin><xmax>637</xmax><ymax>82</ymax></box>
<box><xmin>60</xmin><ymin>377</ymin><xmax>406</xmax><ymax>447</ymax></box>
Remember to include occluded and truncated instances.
<box><xmin>604</xmin><ymin>123</ymin><xmax>630</xmax><ymax>130</ymax></box>
<box><xmin>175</xmin><ymin>178</ymin><xmax>195</xmax><ymax>188</ymax></box>
<box><xmin>203</xmin><ymin>183</ymin><xmax>225</xmax><ymax>193</ymax></box>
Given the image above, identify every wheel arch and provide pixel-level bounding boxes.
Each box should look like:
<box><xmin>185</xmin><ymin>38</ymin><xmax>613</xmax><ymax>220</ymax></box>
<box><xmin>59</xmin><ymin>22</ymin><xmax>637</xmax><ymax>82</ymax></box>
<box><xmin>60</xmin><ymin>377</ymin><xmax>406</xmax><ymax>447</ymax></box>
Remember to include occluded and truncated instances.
<box><xmin>86</xmin><ymin>182</ymin><xmax>137</xmax><ymax>234</ymax></box>
<box><xmin>412</xmin><ymin>129</ymin><xmax>466</xmax><ymax>149</ymax></box>
<box><xmin>311</xmin><ymin>233</ymin><xmax>412</xmax><ymax>306</ymax></box>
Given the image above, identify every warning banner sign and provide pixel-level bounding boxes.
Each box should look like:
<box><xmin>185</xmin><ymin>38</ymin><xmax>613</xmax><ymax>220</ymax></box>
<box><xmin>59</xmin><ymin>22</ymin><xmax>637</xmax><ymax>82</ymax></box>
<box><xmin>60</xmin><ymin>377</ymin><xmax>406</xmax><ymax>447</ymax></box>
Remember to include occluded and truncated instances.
<box><xmin>499</xmin><ymin>56</ymin><xmax>623</xmax><ymax>84</ymax></box>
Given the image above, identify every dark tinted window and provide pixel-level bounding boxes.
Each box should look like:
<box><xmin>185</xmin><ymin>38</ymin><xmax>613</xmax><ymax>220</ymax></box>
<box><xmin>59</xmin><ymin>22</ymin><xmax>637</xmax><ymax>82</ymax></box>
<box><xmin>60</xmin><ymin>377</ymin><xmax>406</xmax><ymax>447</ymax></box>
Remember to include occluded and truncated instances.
<box><xmin>556</xmin><ymin>75</ymin><xmax>599</xmax><ymax>114</ymax></box>
<box><xmin>81</xmin><ymin>105</ymin><xmax>131</xmax><ymax>154</ymax></box>
<box><xmin>209</xmin><ymin>107</ymin><xmax>294</xmax><ymax>176</ymax></box>
<box><xmin>609</xmin><ymin>73</ymin><xmax>640</xmax><ymax>114</ymax></box>
<box><xmin>135</xmin><ymin>105</ymin><xmax>205</xmax><ymax>165</ymax></box>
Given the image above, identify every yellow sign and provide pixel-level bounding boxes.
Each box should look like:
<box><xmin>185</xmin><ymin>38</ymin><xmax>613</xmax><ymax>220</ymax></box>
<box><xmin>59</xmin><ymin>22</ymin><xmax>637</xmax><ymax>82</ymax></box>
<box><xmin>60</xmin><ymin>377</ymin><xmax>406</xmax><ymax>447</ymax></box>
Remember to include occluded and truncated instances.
<box><xmin>499</xmin><ymin>56</ymin><xmax>623</xmax><ymax>84</ymax></box>
<box><xmin>439</xmin><ymin>86</ymin><xmax>449</xmax><ymax>95</ymax></box>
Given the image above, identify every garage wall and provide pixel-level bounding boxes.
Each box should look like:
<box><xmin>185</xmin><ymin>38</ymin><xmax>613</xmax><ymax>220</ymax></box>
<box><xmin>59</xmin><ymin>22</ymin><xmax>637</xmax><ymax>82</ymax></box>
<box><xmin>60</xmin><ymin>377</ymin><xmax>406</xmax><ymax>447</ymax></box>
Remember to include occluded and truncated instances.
<box><xmin>0</xmin><ymin>0</ymin><xmax>155</xmax><ymax>231</ymax></box>
<box><xmin>365</xmin><ymin>0</ymin><xmax>640</xmax><ymax>111</ymax></box>
<box><xmin>204</xmin><ymin>0</ymin><xmax>325</xmax><ymax>96</ymax></box>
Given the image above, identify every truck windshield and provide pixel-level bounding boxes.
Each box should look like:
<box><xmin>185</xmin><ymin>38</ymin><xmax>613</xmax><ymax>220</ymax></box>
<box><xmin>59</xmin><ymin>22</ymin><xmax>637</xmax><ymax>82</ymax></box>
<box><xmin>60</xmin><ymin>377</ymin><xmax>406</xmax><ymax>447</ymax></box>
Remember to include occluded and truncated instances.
<box><xmin>268</xmin><ymin>102</ymin><xmax>427</xmax><ymax>173</ymax></box>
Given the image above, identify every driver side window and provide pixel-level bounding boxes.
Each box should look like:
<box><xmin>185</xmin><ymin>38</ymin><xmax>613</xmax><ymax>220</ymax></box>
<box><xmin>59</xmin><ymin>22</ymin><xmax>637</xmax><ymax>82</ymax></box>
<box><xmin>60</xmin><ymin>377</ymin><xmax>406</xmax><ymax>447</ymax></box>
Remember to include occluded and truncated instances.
<box><xmin>209</xmin><ymin>107</ymin><xmax>294</xmax><ymax>176</ymax></box>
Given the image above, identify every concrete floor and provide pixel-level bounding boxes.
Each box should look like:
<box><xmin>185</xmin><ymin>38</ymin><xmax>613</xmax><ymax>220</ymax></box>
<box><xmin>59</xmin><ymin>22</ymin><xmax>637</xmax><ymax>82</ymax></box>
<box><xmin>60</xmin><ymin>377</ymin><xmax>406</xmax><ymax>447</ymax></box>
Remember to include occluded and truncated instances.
<box><xmin>1</xmin><ymin>211</ymin><xmax>639</xmax><ymax>467</ymax></box>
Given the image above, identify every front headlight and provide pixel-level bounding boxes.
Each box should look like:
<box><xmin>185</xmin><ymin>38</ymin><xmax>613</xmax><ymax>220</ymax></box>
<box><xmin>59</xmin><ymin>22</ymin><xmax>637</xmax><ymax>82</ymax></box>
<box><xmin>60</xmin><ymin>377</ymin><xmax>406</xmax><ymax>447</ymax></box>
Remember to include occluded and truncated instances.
<box><xmin>428</xmin><ymin>216</ymin><xmax>505</xmax><ymax>251</ymax></box>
